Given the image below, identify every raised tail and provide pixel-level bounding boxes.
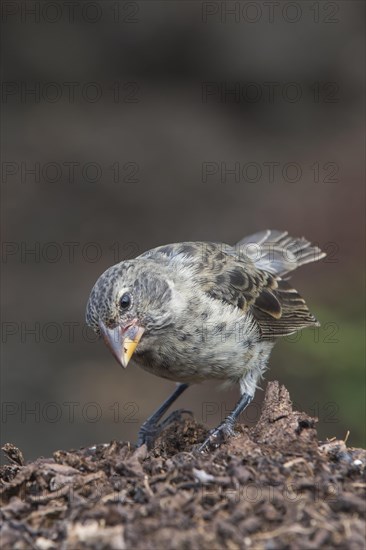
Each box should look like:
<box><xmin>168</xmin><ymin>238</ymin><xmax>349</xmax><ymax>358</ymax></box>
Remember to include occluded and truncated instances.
<box><xmin>236</xmin><ymin>229</ymin><xmax>326</xmax><ymax>277</ymax></box>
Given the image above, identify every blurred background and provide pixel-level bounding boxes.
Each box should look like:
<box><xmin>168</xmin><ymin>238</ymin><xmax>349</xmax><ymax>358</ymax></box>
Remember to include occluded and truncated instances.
<box><xmin>1</xmin><ymin>1</ymin><xmax>365</xmax><ymax>461</ymax></box>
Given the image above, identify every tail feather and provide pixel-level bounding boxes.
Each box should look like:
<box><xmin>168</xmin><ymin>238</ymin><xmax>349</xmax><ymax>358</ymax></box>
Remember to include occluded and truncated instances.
<box><xmin>236</xmin><ymin>230</ymin><xmax>326</xmax><ymax>277</ymax></box>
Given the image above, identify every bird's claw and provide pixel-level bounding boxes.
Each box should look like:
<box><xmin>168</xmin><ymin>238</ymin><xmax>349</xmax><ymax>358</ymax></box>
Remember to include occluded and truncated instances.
<box><xmin>137</xmin><ymin>409</ymin><xmax>193</xmax><ymax>448</ymax></box>
<box><xmin>196</xmin><ymin>421</ymin><xmax>235</xmax><ymax>453</ymax></box>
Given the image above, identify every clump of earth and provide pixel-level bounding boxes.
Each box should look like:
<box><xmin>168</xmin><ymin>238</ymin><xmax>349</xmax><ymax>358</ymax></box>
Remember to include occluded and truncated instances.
<box><xmin>1</xmin><ymin>382</ymin><xmax>365</xmax><ymax>549</ymax></box>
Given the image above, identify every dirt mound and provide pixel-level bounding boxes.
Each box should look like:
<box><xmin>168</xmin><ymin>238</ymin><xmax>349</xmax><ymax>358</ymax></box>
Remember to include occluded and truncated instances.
<box><xmin>1</xmin><ymin>382</ymin><xmax>365</xmax><ymax>549</ymax></box>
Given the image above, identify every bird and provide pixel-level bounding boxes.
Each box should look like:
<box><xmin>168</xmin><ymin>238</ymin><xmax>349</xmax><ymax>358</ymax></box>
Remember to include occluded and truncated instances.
<box><xmin>86</xmin><ymin>230</ymin><xmax>326</xmax><ymax>451</ymax></box>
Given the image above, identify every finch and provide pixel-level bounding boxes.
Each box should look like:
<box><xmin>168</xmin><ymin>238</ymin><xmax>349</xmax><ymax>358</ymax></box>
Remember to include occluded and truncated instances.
<box><xmin>86</xmin><ymin>230</ymin><xmax>325</xmax><ymax>450</ymax></box>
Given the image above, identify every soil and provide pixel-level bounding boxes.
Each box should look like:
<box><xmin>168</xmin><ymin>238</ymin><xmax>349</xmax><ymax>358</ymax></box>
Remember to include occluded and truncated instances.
<box><xmin>1</xmin><ymin>382</ymin><xmax>365</xmax><ymax>550</ymax></box>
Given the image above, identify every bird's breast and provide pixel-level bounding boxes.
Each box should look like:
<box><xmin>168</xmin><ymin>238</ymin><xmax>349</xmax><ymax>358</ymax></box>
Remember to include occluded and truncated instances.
<box><xmin>132</xmin><ymin>315</ymin><xmax>261</xmax><ymax>384</ymax></box>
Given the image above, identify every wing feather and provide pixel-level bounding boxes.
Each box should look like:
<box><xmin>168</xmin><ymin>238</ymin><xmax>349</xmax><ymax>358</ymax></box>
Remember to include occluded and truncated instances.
<box><xmin>139</xmin><ymin>239</ymin><xmax>320</xmax><ymax>340</ymax></box>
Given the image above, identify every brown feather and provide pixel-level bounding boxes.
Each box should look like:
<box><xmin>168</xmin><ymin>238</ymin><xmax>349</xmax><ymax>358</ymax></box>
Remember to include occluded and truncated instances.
<box><xmin>139</xmin><ymin>240</ymin><xmax>321</xmax><ymax>340</ymax></box>
<box><xmin>254</xmin><ymin>289</ymin><xmax>282</xmax><ymax>319</ymax></box>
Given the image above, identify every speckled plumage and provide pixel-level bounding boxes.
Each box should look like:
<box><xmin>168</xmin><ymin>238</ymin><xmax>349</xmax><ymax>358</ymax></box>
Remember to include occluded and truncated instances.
<box><xmin>86</xmin><ymin>230</ymin><xmax>325</xmax><ymax>447</ymax></box>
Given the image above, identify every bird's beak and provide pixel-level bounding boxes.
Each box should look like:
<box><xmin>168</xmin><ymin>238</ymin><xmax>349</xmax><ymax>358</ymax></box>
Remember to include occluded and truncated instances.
<box><xmin>99</xmin><ymin>321</ymin><xmax>145</xmax><ymax>368</ymax></box>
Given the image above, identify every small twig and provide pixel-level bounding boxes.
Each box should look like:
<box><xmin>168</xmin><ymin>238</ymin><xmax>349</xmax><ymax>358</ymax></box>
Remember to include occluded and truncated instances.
<box><xmin>143</xmin><ymin>475</ymin><xmax>154</xmax><ymax>498</ymax></box>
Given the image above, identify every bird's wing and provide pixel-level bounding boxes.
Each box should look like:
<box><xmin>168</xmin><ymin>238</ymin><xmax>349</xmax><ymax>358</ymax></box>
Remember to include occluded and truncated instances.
<box><xmin>139</xmin><ymin>242</ymin><xmax>319</xmax><ymax>339</ymax></box>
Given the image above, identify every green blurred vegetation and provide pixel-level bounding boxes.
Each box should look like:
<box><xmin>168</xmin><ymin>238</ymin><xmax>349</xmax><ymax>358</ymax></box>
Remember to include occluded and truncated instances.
<box><xmin>275</xmin><ymin>305</ymin><xmax>365</xmax><ymax>447</ymax></box>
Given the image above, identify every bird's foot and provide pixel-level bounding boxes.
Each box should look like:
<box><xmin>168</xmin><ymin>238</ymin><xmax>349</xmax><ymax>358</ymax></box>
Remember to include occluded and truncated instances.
<box><xmin>196</xmin><ymin>420</ymin><xmax>236</xmax><ymax>453</ymax></box>
<box><xmin>137</xmin><ymin>409</ymin><xmax>193</xmax><ymax>449</ymax></box>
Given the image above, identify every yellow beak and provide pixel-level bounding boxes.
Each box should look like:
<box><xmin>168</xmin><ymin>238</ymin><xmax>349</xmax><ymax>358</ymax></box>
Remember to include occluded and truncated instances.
<box><xmin>99</xmin><ymin>321</ymin><xmax>145</xmax><ymax>368</ymax></box>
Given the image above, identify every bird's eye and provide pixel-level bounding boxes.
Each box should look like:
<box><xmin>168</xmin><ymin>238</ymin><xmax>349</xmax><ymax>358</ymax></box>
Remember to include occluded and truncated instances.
<box><xmin>119</xmin><ymin>293</ymin><xmax>131</xmax><ymax>310</ymax></box>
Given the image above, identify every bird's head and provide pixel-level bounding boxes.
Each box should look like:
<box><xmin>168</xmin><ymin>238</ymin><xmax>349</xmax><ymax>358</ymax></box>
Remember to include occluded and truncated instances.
<box><xmin>86</xmin><ymin>260</ymin><xmax>179</xmax><ymax>367</ymax></box>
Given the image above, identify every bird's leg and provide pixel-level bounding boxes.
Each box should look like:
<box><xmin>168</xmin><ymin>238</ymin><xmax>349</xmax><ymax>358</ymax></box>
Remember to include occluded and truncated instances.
<box><xmin>137</xmin><ymin>383</ymin><xmax>190</xmax><ymax>448</ymax></box>
<box><xmin>197</xmin><ymin>392</ymin><xmax>253</xmax><ymax>452</ymax></box>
